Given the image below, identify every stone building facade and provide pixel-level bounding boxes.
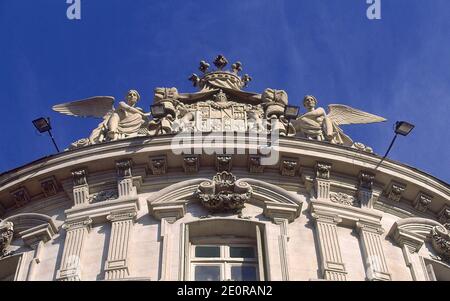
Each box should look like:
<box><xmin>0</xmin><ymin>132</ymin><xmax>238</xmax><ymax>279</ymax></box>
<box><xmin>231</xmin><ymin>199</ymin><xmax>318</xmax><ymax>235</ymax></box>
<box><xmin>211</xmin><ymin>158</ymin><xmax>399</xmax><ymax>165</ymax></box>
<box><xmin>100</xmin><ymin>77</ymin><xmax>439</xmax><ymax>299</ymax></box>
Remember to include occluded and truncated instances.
<box><xmin>0</xmin><ymin>56</ymin><xmax>449</xmax><ymax>281</ymax></box>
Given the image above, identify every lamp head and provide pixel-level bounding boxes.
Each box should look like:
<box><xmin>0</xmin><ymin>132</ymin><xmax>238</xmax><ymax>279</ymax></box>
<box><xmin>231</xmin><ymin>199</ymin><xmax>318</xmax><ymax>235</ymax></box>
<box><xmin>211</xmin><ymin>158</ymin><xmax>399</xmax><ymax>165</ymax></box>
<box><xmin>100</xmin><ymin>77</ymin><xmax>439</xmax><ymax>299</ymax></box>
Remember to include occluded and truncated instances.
<box><xmin>32</xmin><ymin>117</ymin><xmax>52</xmax><ymax>133</ymax></box>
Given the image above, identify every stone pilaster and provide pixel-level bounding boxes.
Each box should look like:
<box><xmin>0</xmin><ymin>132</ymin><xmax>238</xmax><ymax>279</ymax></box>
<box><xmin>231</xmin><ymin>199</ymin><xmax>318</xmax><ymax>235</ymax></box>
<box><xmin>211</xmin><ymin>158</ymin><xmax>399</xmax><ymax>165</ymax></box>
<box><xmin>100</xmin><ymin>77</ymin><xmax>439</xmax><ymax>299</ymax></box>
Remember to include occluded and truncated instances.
<box><xmin>116</xmin><ymin>159</ymin><xmax>136</xmax><ymax>197</ymax></box>
<box><xmin>273</xmin><ymin>217</ymin><xmax>290</xmax><ymax>281</ymax></box>
<box><xmin>358</xmin><ymin>171</ymin><xmax>375</xmax><ymax>208</ymax></box>
<box><xmin>56</xmin><ymin>217</ymin><xmax>92</xmax><ymax>281</ymax></box>
<box><xmin>104</xmin><ymin>210</ymin><xmax>137</xmax><ymax>280</ymax></box>
<box><xmin>72</xmin><ymin>169</ymin><xmax>89</xmax><ymax>206</ymax></box>
<box><xmin>314</xmin><ymin>162</ymin><xmax>332</xmax><ymax>201</ymax></box>
<box><xmin>356</xmin><ymin>221</ymin><xmax>391</xmax><ymax>281</ymax></box>
<box><xmin>311</xmin><ymin>213</ymin><xmax>347</xmax><ymax>281</ymax></box>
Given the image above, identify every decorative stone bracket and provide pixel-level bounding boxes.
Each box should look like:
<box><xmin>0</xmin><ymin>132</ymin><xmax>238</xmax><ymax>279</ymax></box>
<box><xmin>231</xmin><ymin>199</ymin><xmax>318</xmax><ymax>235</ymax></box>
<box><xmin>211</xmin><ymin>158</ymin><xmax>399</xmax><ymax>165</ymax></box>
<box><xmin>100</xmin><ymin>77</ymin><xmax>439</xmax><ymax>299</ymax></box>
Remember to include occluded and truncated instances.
<box><xmin>195</xmin><ymin>172</ymin><xmax>252</xmax><ymax>213</ymax></box>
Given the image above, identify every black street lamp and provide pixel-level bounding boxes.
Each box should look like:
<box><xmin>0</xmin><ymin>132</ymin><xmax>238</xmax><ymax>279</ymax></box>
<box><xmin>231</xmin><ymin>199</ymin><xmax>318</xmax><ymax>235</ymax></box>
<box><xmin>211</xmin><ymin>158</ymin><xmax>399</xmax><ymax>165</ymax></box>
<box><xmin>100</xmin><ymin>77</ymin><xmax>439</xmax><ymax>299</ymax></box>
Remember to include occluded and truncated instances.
<box><xmin>32</xmin><ymin>117</ymin><xmax>60</xmax><ymax>153</ymax></box>
<box><xmin>375</xmin><ymin>121</ymin><xmax>415</xmax><ymax>170</ymax></box>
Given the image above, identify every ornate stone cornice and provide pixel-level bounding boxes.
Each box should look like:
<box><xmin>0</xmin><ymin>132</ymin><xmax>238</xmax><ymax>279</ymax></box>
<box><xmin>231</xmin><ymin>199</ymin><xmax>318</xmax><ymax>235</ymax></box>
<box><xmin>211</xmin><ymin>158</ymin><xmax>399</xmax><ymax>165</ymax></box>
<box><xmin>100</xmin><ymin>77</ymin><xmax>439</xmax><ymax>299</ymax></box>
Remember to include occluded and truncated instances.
<box><xmin>195</xmin><ymin>172</ymin><xmax>252</xmax><ymax>213</ymax></box>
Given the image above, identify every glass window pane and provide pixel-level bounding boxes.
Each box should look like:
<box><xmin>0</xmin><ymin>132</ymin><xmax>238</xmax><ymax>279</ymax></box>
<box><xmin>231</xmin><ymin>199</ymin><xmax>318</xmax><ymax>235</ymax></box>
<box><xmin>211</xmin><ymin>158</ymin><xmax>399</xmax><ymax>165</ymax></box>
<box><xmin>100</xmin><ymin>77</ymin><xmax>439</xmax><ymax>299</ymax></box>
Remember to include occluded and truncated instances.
<box><xmin>231</xmin><ymin>266</ymin><xmax>257</xmax><ymax>281</ymax></box>
<box><xmin>194</xmin><ymin>265</ymin><xmax>221</xmax><ymax>281</ymax></box>
<box><xmin>230</xmin><ymin>246</ymin><xmax>255</xmax><ymax>258</ymax></box>
<box><xmin>195</xmin><ymin>246</ymin><xmax>220</xmax><ymax>258</ymax></box>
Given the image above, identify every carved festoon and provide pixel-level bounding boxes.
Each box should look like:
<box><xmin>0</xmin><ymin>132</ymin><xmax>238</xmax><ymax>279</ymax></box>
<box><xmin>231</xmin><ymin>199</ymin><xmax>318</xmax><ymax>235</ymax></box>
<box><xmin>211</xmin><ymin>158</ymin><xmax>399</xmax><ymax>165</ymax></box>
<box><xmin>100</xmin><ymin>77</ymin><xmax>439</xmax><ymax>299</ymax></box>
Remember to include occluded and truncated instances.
<box><xmin>414</xmin><ymin>192</ymin><xmax>432</xmax><ymax>213</ymax></box>
<box><xmin>280</xmin><ymin>158</ymin><xmax>299</xmax><ymax>177</ymax></box>
<box><xmin>0</xmin><ymin>220</ymin><xmax>14</xmax><ymax>257</ymax></box>
<box><xmin>149</xmin><ymin>156</ymin><xmax>167</xmax><ymax>175</ymax></box>
<box><xmin>195</xmin><ymin>172</ymin><xmax>252</xmax><ymax>213</ymax></box>
<box><xmin>330</xmin><ymin>192</ymin><xmax>359</xmax><ymax>207</ymax></box>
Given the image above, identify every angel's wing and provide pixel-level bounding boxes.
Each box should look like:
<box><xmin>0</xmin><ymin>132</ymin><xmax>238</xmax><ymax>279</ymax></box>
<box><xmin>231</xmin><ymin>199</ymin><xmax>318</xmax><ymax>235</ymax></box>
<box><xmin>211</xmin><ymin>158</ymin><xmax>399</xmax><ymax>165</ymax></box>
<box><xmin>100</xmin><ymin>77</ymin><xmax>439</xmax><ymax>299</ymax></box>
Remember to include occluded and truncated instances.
<box><xmin>52</xmin><ymin>96</ymin><xmax>115</xmax><ymax>118</ymax></box>
<box><xmin>327</xmin><ymin>104</ymin><xmax>386</xmax><ymax>126</ymax></box>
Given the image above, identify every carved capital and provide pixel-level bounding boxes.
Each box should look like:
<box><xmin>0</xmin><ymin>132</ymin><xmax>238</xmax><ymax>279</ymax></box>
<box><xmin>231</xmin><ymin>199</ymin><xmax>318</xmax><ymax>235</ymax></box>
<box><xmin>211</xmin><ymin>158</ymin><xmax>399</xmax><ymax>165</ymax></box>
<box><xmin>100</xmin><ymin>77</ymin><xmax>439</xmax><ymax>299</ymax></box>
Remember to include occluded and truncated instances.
<box><xmin>264</xmin><ymin>204</ymin><xmax>299</xmax><ymax>223</ymax></box>
<box><xmin>10</xmin><ymin>187</ymin><xmax>31</xmax><ymax>208</ymax></box>
<box><xmin>149</xmin><ymin>156</ymin><xmax>167</xmax><ymax>175</ymax></box>
<box><xmin>72</xmin><ymin>169</ymin><xmax>88</xmax><ymax>187</ymax></box>
<box><xmin>107</xmin><ymin>210</ymin><xmax>137</xmax><ymax>222</ymax></box>
<box><xmin>315</xmin><ymin>162</ymin><xmax>332</xmax><ymax>180</ymax></box>
<box><xmin>195</xmin><ymin>172</ymin><xmax>252</xmax><ymax>213</ymax></box>
<box><xmin>62</xmin><ymin>217</ymin><xmax>92</xmax><ymax>232</ymax></box>
<box><xmin>430</xmin><ymin>225</ymin><xmax>450</xmax><ymax>263</ymax></box>
<box><xmin>385</xmin><ymin>181</ymin><xmax>406</xmax><ymax>202</ymax></box>
<box><xmin>116</xmin><ymin>159</ymin><xmax>133</xmax><ymax>178</ymax></box>
<box><xmin>413</xmin><ymin>192</ymin><xmax>432</xmax><ymax>213</ymax></box>
<box><xmin>216</xmin><ymin>155</ymin><xmax>232</xmax><ymax>172</ymax></box>
<box><xmin>149</xmin><ymin>204</ymin><xmax>186</xmax><ymax>222</ymax></box>
<box><xmin>40</xmin><ymin>176</ymin><xmax>60</xmax><ymax>197</ymax></box>
<box><xmin>0</xmin><ymin>221</ymin><xmax>14</xmax><ymax>257</ymax></box>
<box><xmin>356</xmin><ymin>221</ymin><xmax>384</xmax><ymax>235</ymax></box>
<box><xmin>311</xmin><ymin>212</ymin><xmax>342</xmax><ymax>225</ymax></box>
<box><xmin>359</xmin><ymin>171</ymin><xmax>374</xmax><ymax>190</ymax></box>
<box><xmin>248</xmin><ymin>155</ymin><xmax>264</xmax><ymax>173</ymax></box>
<box><xmin>280</xmin><ymin>157</ymin><xmax>299</xmax><ymax>177</ymax></box>
<box><xmin>183</xmin><ymin>155</ymin><xmax>199</xmax><ymax>174</ymax></box>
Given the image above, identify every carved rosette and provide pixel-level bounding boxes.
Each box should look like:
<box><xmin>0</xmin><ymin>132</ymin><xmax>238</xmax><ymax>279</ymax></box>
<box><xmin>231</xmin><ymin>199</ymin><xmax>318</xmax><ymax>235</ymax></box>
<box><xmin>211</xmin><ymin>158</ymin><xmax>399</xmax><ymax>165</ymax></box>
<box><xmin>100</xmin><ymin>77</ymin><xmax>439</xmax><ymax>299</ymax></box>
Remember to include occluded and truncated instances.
<box><xmin>431</xmin><ymin>224</ymin><xmax>450</xmax><ymax>263</ymax></box>
<box><xmin>195</xmin><ymin>172</ymin><xmax>252</xmax><ymax>213</ymax></box>
<box><xmin>0</xmin><ymin>221</ymin><xmax>14</xmax><ymax>257</ymax></box>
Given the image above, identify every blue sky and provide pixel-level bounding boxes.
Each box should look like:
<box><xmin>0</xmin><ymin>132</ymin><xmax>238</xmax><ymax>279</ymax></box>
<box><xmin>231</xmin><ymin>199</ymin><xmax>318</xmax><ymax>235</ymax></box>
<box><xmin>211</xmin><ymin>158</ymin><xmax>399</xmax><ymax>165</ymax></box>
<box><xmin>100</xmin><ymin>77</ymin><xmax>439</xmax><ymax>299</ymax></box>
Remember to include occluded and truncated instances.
<box><xmin>0</xmin><ymin>0</ymin><xmax>449</xmax><ymax>183</ymax></box>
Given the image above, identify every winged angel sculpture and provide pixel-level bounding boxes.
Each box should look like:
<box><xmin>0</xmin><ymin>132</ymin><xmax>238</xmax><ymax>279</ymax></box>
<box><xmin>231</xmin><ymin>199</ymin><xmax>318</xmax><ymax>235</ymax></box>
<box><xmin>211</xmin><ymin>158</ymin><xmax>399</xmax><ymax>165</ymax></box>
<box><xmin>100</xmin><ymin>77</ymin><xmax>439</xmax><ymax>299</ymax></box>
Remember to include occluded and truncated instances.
<box><xmin>291</xmin><ymin>95</ymin><xmax>386</xmax><ymax>151</ymax></box>
<box><xmin>53</xmin><ymin>90</ymin><xmax>149</xmax><ymax>149</ymax></box>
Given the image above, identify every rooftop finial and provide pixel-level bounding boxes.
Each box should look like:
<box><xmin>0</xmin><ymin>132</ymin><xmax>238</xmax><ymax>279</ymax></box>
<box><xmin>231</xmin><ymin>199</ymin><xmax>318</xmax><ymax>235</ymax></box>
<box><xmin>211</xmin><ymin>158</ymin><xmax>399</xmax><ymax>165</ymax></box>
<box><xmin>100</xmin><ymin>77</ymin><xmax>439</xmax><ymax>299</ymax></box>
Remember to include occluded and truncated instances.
<box><xmin>213</xmin><ymin>54</ymin><xmax>228</xmax><ymax>70</ymax></box>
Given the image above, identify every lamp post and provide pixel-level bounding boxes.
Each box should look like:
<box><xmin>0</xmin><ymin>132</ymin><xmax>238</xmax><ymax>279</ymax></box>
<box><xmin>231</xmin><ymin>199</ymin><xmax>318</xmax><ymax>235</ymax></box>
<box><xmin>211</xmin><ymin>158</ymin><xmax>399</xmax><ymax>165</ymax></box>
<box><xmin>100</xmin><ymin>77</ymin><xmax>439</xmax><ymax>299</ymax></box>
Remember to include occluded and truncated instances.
<box><xmin>375</xmin><ymin>121</ymin><xmax>415</xmax><ymax>170</ymax></box>
<box><xmin>32</xmin><ymin>117</ymin><xmax>60</xmax><ymax>153</ymax></box>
